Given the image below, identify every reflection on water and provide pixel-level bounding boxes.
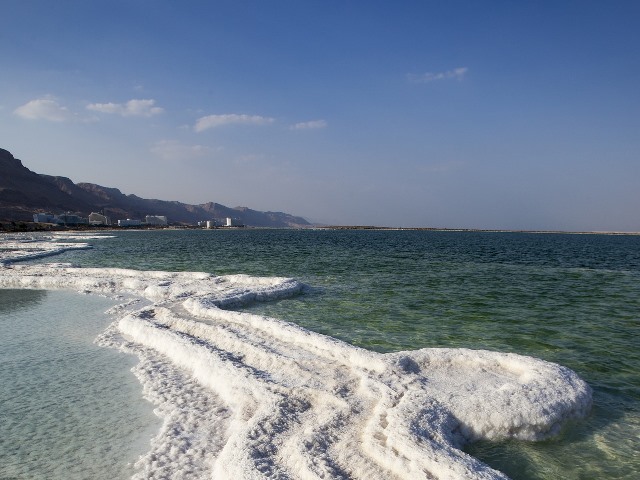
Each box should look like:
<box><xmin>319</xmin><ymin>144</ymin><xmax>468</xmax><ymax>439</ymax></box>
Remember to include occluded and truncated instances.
<box><xmin>0</xmin><ymin>288</ymin><xmax>47</xmax><ymax>313</ymax></box>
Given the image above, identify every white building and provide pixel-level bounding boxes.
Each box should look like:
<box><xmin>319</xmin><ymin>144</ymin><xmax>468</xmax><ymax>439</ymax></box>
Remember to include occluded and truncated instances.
<box><xmin>225</xmin><ymin>217</ymin><xmax>244</xmax><ymax>227</ymax></box>
<box><xmin>145</xmin><ymin>215</ymin><xmax>168</xmax><ymax>226</ymax></box>
<box><xmin>33</xmin><ymin>212</ymin><xmax>89</xmax><ymax>225</ymax></box>
<box><xmin>89</xmin><ymin>212</ymin><xmax>111</xmax><ymax>226</ymax></box>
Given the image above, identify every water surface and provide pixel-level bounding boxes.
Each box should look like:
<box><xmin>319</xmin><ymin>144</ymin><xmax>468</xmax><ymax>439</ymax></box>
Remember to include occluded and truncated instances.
<box><xmin>20</xmin><ymin>229</ymin><xmax>640</xmax><ymax>478</ymax></box>
<box><xmin>0</xmin><ymin>289</ymin><xmax>159</xmax><ymax>480</ymax></box>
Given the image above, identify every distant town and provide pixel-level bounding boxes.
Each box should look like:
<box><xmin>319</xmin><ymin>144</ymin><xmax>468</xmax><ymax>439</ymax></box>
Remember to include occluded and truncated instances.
<box><xmin>32</xmin><ymin>212</ymin><xmax>245</xmax><ymax>229</ymax></box>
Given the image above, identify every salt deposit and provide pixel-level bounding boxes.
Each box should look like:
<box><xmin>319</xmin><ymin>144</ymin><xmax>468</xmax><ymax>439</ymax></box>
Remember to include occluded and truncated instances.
<box><xmin>0</xmin><ymin>236</ymin><xmax>592</xmax><ymax>479</ymax></box>
<box><xmin>0</xmin><ymin>234</ymin><xmax>92</xmax><ymax>264</ymax></box>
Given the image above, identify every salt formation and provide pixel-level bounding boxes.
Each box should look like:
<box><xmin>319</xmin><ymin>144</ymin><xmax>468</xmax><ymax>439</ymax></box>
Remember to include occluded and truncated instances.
<box><xmin>0</xmin><ymin>234</ymin><xmax>93</xmax><ymax>264</ymax></box>
<box><xmin>0</xmin><ymin>237</ymin><xmax>592</xmax><ymax>480</ymax></box>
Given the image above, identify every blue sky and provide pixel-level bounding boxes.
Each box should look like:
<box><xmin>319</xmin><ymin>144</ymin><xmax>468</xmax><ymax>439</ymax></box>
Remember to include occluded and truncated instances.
<box><xmin>1</xmin><ymin>1</ymin><xmax>638</xmax><ymax>230</ymax></box>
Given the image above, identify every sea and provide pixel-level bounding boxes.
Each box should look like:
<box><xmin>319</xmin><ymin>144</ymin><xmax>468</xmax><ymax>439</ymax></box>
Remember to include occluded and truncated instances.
<box><xmin>0</xmin><ymin>229</ymin><xmax>638</xmax><ymax>479</ymax></box>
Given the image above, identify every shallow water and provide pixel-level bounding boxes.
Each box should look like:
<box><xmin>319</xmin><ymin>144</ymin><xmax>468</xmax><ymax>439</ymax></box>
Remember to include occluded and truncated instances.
<box><xmin>10</xmin><ymin>229</ymin><xmax>640</xmax><ymax>478</ymax></box>
<box><xmin>0</xmin><ymin>289</ymin><xmax>160</xmax><ymax>480</ymax></box>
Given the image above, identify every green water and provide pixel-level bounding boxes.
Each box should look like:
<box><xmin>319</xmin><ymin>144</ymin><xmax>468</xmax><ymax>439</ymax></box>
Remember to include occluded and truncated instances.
<box><xmin>29</xmin><ymin>229</ymin><xmax>640</xmax><ymax>478</ymax></box>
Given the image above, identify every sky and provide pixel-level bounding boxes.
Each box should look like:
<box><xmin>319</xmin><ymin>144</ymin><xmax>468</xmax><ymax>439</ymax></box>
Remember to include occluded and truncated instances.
<box><xmin>1</xmin><ymin>0</ymin><xmax>639</xmax><ymax>231</ymax></box>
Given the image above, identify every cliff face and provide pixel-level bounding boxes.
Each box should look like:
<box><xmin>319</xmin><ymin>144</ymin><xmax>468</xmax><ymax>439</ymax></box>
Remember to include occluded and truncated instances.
<box><xmin>0</xmin><ymin>149</ymin><xmax>88</xmax><ymax>217</ymax></box>
<box><xmin>0</xmin><ymin>148</ymin><xmax>310</xmax><ymax>227</ymax></box>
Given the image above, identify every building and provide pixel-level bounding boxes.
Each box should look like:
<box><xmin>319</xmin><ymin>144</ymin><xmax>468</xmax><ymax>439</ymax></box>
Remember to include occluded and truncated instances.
<box><xmin>198</xmin><ymin>219</ymin><xmax>220</xmax><ymax>228</ymax></box>
<box><xmin>145</xmin><ymin>215</ymin><xmax>168</xmax><ymax>226</ymax></box>
<box><xmin>32</xmin><ymin>212</ymin><xmax>89</xmax><ymax>225</ymax></box>
<box><xmin>55</xmin><ymin>213</ymin><xmax>88</xmax><ymax>225</ymax></box>
<box><xmin>33</xmin><ymin>213</ymin><xmax>56</xmax><ymax>223</ymax></box>
<box><xmin>225</xmin><ymin>217</ymin><xmax>245</xmax><ymax>227</ymax></box>
<box><xmin>88</xmin><ymin>212</ymin><xmax>111</xmax><ymax>226</ymax></box>
<box><xmin>118</xmin><ymin>219</ymin><xmax>142</xmax><ymax>227</ymax></box>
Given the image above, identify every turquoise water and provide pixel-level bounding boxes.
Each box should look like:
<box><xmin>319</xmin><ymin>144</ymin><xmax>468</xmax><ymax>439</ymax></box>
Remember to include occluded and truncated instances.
<box><xmin>0</xmin><ymin>289</ymin><xmax>160</xmax><ymax>480</ymax></box>
<box><xmin>19</xmin><ymin>229</ymin><xmax>640</xmax><ymax>478</ymax></box>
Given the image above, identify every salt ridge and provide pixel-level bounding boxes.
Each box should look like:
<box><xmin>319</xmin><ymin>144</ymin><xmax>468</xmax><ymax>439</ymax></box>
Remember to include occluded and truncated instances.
<box><xmin>0</xmin><ymin>234</ymin><xmax>93</xmax><ymax>264</ymax></box>
<box><xmin>0</xmin><ymin>235</ymin><xmax>592</xmax><ymax>479</ymax></box>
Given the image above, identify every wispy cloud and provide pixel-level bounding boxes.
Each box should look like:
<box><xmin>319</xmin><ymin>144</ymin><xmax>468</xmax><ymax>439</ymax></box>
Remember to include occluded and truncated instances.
<box><xmin>407</xmin><ymin>67</ymin><xmax>468</xmax><ymax>83</ymax></box>
<box><xmin>14</xmin><ymin>96</ymin><xmax>73</xmax><ymax>122</ymax></box>
<box><xmin>289</xmin><ymin>119</ymin><xmax>327</xmax><ymax>130</ymax></box>
<box><xmin>151</xmin><ymin>140</ymin><xmax>217</xmax><ymax>161</ymax></box>
<box><xmin>194</xmin><ymin>114</ymin><xmax>275</xmax><ymax>132</ymax></box>
<box><xmin>86</xmin><ymin>99</ymin><xmax>164</xmax><ymax>117</ymax></box>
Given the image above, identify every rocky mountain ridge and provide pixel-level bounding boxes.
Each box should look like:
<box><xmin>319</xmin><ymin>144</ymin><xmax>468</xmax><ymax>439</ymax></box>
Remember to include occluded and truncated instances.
<box><xmin>0</xmin><ymin>148</ymin><xmax>311</xmax><ymax>227</ymax></box>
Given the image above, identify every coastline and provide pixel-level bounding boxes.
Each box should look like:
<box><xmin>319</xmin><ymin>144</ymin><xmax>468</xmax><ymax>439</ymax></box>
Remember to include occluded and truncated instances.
<box><xmin>2</xmin><ymin>220</ymin><xmax>638</xmax><ymax>236</ymax></box>
<box><xmin>315</xmin><ymin>225</ymin><xmax>640</xmax><ymax>235</ymax></box>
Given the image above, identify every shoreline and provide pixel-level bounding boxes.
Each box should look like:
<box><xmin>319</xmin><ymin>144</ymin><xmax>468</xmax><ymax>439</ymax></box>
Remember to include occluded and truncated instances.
<box><xmin>314</xmin><ymin>225</ymin><xmax>640</xmax><ymax>235</ymax></box>
<box><xmin>1</xmin><ymin>220</ymin><xmax>639</xmax><ymax>236</ymax></box>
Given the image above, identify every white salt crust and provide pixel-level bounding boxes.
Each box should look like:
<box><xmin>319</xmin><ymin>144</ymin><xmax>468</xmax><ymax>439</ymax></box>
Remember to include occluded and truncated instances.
<box><xmin>0</xmin><ymin>239</ymin><xmax>592</xmax><ymax>480</ymax></box>
<box><xmin>0</xmin><ymin>237</ymin><xmax>92</xmax><ymax>264</ymax></box>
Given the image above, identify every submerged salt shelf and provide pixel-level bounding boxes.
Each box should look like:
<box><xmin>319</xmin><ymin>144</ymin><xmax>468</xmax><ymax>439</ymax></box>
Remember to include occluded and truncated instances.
<box><xmin>0</xmin><ymin>236</ymin><xmax>592</xmax><ymax>480</ymax></box>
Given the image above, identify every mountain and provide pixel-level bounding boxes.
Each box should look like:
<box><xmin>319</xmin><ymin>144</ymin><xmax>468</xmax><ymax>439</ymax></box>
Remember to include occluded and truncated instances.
<box><xmin>0</xmin><ymin>148</ymin><xmax>311</xmax><ymax>227</ymax></box>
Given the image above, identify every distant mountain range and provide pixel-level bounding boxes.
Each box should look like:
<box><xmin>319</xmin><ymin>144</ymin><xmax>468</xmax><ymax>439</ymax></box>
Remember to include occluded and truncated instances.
<box><xmin>0</xmin><ymin>148</ymin><xmax>311</xmax><ymax>228</ymax></box>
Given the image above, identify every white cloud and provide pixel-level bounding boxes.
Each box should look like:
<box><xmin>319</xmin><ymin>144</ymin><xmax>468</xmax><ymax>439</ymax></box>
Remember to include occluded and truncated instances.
<box><xmin>14</xmin><ymin>96</ymin><xmax>72</xmax><ymax>122</ymax></box>
<box><xmin>407</xmin><ymin>67</ymin><xmax>468</xmax><ymax>83</ymax></box>
<box><xmin>151</xmin><ymin>140</ymin><xmax>216</xmax><ymax>161</ymax></box>
<box><xmin>194</xmin><ymin>114</ymin><xmax>275</xmax><ymax>132</ymax></box>
<box><xmin>289</xmin><ymin>119</ymin><xmax>327</xmax><ymax>130</ymax></box>
<box><xmin>86</xmin><ymin>99</ymin><xmax>164</xmax><ymax>117</ymax></box>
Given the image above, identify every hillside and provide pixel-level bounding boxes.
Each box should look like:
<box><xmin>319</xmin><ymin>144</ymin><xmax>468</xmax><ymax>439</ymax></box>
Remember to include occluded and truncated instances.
<box><xmin>0</xmin><ymin>148</ymin><xmax>311</xmax><ymax>227</ymax></box>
